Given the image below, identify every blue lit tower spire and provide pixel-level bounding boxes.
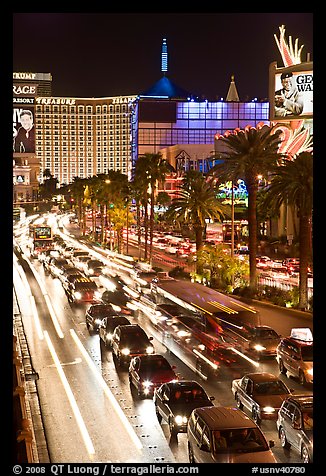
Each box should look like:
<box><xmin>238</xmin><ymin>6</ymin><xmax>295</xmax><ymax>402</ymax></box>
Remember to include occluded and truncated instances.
<box><xmin>161</xmin><ymin>38</ymin><xmax>168</xmax><ymax>74</ymax></box>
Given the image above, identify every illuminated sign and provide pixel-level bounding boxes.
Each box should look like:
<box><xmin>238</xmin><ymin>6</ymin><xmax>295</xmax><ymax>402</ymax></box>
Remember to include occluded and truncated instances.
<box><xmin>36</xmin><ymin>97</ymin><xmax>76</xmax><ymax>105</ymax></box>
<box><xmin>13</xmin><ymin>107</ymin><xmax>35</xmax><ymax>154</ymax></box>
<box><xmin>217</xmin><ymin>180</ymin><xmax>248</xmax><ymax>206</ymax></box>
<box><xmin>269</xmin><ymin>61</ymin><xmax>313</xmax><ymax>121</ymax></box>
<box><xmin>13</xmin><ymin>84</ymin><xmax>38</xmax><ymax>96</ymax></box>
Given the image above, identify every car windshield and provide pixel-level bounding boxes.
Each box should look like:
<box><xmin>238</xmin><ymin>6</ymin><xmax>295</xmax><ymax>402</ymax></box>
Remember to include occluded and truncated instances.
<box><xmin>140</xmin><ymin>358</ymin><xmax>171</xmax><ymax>372</ymax></box>
<box><xmin>301</xmin><ymin>345</ymin><xmax>313</xmax><ymax>361</ymax></box>
<box><xmin>171</xmin><ymin>387</ymin><xmax>209</xmax><ymax>403</ymax></box>
<box><xmin>121</xmin><ymin>331</ymin><xmax>149</xmax><ymax>346</ymax></box>
<box><xmin>253</xmin><ymin>380</ymin><xmax>290</xmax><ymax>395</ymax></box>
<box><xmin>213</xmin><ymin>428</ymin><xmax>269</xmax><ymax>454</ymax></box>
<box><xmin>255</xmin><ymin>329</ymin><xmax>279</xmax><ymax>339</ymax></box>
<box><xmin>91</xmin><ymin>305</ymin><xmax>112</xmax><ymax>315</ymax></box>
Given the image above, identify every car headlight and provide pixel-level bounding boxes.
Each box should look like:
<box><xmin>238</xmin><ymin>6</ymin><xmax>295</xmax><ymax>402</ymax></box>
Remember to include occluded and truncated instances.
<box><xmin>121</xmin><ymin>348</ymin><xmax>130</xmax><ymax>356</ymax></box>
<box><xmin>307</xmin><ymin>368</ymin><xmax>313</xmax><ymax>376</ymax></box>
<box><xmin>253</xmin><ymin>344</ymin><xmax>266</xmax><ymax>352</ymax></box>
<box><xmin>262</xmin><ymin>406</ymin><xmax>276</xmax><ymax>414</ymax></box>
<box><xmin>106</xmin><ymin>332</ymin><xmax>113</xmax><ymax>341</ymax></box>
<box><xmin>146</xmin><ymin>346</ymin><xmax>154</xmax><ymax>354</ymax></box>
<box><xmin>74</xmin><ymin>291</ymin><xmax>82</xmax><ymax>300</ymax></box>
<box><xmin>142</xmin><ymin>380</ymin><xmax>153</xmax><ymax>388</ymax></box>
<box><xmin>94</xmin><ymin>318</ymin><xmax>101</xmax><ymax>325</ymax></box>
<box><xmin>174</xmin><ymin>415</ymin><xmax>188</xmax><ymax>425</ymax></box>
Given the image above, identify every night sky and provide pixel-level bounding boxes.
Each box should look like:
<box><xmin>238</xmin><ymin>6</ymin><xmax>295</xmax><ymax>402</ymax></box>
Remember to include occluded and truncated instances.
<box><xmin>13</xmin><ymin>12</ymin><xmax>313</xmax><ymax>101</ymax></box>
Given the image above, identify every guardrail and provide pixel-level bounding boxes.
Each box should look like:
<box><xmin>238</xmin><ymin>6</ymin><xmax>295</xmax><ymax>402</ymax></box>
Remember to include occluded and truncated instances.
<box><xmin>13</xmin><ymin>331</ymin><xmax>35</xmax><ymax>463</ymax></box>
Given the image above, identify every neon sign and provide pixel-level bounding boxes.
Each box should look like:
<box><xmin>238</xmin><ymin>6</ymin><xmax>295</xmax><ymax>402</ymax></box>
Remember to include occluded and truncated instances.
<box><xmin>217</xmin><ymin>180</ymin><xmax>248</xmax><ymax>206</ymax></box>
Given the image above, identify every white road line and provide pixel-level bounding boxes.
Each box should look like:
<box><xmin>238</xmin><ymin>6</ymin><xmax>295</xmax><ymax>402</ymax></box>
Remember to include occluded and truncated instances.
<box><xmin>44</xmin><ymin>331</ymin><xmax>95</xmax><ymax>456</ymax></box>
<box><xmin>70</xmin><ymin>329</ymin><xmax>143</xmax><ymax>451</ymax></box>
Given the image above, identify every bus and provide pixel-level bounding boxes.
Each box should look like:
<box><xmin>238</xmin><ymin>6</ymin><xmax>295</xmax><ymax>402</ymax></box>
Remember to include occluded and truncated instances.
<box><xmin>29</xmin><ymin>223</ymin><xmax>54</xmax><ymax>258</ymax></box>
<box><xmin>149</xmin><ymin>276</ymin><xmax>262</xmax><ymax>378</ymax></box>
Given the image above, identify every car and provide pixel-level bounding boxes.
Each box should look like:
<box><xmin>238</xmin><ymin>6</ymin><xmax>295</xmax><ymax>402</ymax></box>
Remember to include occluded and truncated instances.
<box><xmin>74</xmin><ymin>255</ymin><xmax>93</xmax><ymax>272</ymax></box>
<box><xmin>246</xmin><ymin>325</ymin><xmax>281</xmax><ymax>358</ymax></box>
<box><xmin>101</xmin><ymin>286</ymin><xmax>134</xmax><ymax>314</ymax></box>
<box><xmin>276</xmin><ymin>328</ymin><xmax>313</xmax><ymax>386</ymax></box>
<box><xmin>231</xmin><ymin>372</ymin><xmax>292</xmax><ymax>425</ymax></box>
<box><xmin>44</xmin><ymin>256</ymin><xmax>69</xmax><ymax>278</ymax></box>
<box><xmin>61</xmin><ymin>268</ymin><xmax>84</xmax><ymax>290</ymax></box>
<box><xmin>154</xmin><ymin>380</ymin><xmax>215</xmax><ymax>436</ymax></box>
<box><xmin>276</xmin><ymin>394</ymin><xmax>313</xmax><ymax>463</ymax></box>
<box><xmin>256</xmin><ymin>255</ymin><xmax>272</xmax><ymax>269</ymax></box>
<box><xmin>99</xmin><ymin>314</ymin><xmax>131</xmax><ymax>348</ymax></box>
<box><xmin>85</xmin><ymin>303</ymin><xmax>119</xmax><ymax>334</ymax></box>
<box><xmin>65</xmin><ymin>277</ymin><xmax>101</xmax><ymax>304</ymax></box>
<box><xmin>84</xmin><ymin>259</ymin><xmax>105</xmax><ymax>276</ymax></box>
<box><xmin>187</xmin><ymin>406</ymin><xmax>276</xmax><ymax>463</ymax></box>
<box><xmin>111</xmin><ymin>324</ymin><xmax>154</xmax><ymax>367</ymax></box>
<box><xmin>128</xmin><ymin>354</ymin><xmax>178</xmax><ymax>398</ymax></box>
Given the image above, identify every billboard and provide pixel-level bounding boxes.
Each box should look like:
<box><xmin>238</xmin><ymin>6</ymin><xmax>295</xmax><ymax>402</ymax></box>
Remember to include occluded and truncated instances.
<box><xmin>269</xmin><ymin>61</ymin><xmax>313</xmax><ymax>121</ymax></box>
<box><xmin>13</xmin><ymin>106</ymin><xmax>35</xmax><ymax>153</ymax></box>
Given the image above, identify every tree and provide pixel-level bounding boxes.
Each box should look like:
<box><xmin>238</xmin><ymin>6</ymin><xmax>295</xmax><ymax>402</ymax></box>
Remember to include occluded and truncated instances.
<box><xmin>209</xmin><ymin>124</ymin><xmax>284</xmax><ymax>294</ymax></box>
<box><xmin>165</xmin><ymin>170</ymin><xmax>225</xmax><ymax>273</ymax></box>
<box><xmin>262</xmin><ymin>151</ymin><xmax>313</xmax><ymax>310</ymax></box>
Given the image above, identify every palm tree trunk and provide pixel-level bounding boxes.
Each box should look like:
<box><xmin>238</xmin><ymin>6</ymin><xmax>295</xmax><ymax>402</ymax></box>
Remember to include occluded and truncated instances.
<box><xmin>247</xmin><ymin>182</ymin><xmax>258</xmax><ymax>293</ymax></box>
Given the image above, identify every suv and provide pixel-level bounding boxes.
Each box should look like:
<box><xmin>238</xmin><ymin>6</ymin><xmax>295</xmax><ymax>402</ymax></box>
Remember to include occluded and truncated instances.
<box><xmin>111</xmin><ymin>324</ymin><xmax>154</xmax><ymax>367</ymax></box>
<box><xmin>66</xmin><ymin>277</ymin><xmax>101</xmax><ymax>304</ymax></box>
<box><xmin>276</xmin><ymin>394</ymin><xmax>313</xmax><ymax>463</ymax></box>
<box><xmin>276</xmin><ymin>328</ymin><xmax>313</xmax><ymax>386</ymax></box>
<box><xmin>187</xmin><ymin>406</ymin><xmax>276</xmax><ymax>463</ymax></box>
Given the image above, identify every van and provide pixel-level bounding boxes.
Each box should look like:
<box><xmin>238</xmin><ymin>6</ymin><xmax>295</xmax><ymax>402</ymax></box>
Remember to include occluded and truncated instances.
<box><xmin>187</xmin><ymin>406</ymin><xmax>276</xmax><ymax>463</ymax></box>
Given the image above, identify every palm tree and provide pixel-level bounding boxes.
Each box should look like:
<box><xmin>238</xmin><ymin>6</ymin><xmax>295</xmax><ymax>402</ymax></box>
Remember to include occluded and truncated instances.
<box><xmin>143</xmin><ymin>153</ymin><xmax>173</xmax><ymax>264</ymax></box>
<box><xmin>165</xmin><ymin>170</ymin><xmax>225</xmax><ymax>273</ymax></box>
<box><xmin>209</xmin><ymin>124</ymin><xmax>284</xmax><ymax>294</ymax></box>
<box><xmin>262</xmin><ymin>151</ymin><xmax>313</xmax><ymax>310</ymax></box>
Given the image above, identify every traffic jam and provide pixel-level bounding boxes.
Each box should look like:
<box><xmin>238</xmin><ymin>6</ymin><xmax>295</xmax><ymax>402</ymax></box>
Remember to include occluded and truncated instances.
<box><xmin>13</xmin><ymin>213</ymin><xmax>313</xmax><ymax>464</ymax></box>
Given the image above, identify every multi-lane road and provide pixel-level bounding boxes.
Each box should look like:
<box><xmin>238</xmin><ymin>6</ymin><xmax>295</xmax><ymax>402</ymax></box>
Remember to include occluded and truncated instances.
<box><xmin>13</xmin><ymin>220</ymin><xmax>313</xmax><ymax>465</ymax></box>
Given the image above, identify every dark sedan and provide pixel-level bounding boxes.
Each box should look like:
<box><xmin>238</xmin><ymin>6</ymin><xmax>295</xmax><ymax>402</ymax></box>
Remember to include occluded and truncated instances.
<box><xmin>153</xmin><ymin>380</ymin><xmax>215</xmax><ymax>436</ymax></box>
<box><xmin>99</xmin><ymin>314</ymin><xmax>131</xmax><ymax>347</ymax></box>
<box><xmin>128</xmin><ymin>354</ymin><xmax>177</xmax><ymax>398</ymax></box>
<box><xmin>85</xmin><ymin>303</ymin><xmax>119</xmax><ymax>333</ymax></box>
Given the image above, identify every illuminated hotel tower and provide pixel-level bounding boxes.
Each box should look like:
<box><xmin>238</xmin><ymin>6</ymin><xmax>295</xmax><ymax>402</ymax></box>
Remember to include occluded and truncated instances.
<box><xmin>161</xmin><ymin>38</ymin><xmax>168</xmax><ymax>74</ymax></box>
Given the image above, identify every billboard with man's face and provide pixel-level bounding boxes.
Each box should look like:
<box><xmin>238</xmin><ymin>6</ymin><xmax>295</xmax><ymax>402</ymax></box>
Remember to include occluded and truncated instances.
<box><xmin>13</xmin><ymin>106</ymin><xmax>35</xmax><ymax>154</ymax></box>
<box><xmin>269</xmin><ymin>61</ymin><xmax>313</xmax><ymax>121</ymax></box>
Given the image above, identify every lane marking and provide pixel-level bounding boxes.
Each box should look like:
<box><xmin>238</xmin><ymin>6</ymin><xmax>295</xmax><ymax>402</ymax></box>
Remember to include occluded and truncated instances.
<box><xmin>70</xmin><ymin>329</ymin><xmax>143</xmax><ymax>451</ymax></box>
<box><xmin>44</xmin><ymin>331</ymin><xmax>95</xmax><ymax>456</ymax></box>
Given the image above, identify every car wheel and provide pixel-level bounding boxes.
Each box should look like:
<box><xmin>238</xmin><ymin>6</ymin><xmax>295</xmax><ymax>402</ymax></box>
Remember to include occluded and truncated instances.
<box><xmin>299</xmin><ymin>370</ymin><xmax>307</xmax><ymax>386</ymax></box>
<box><xmin>301</xmin><ymin>444</ymin><xmax>310</xmax><ymax>463</ymax></box>
<box><xmin>236</xmin><ymin>394</ymin><xmax>243</xmax><ymax>410</ymax></box>
<box><xmin>279</xmin><ymin>359</ymin><xmax>287</xmax><ymax>375</ymax></box>
<box><xmin>155</xmin><ymin>407</ymin><xmax>162</xmax><ymax>423</ymax></box>
<box><xmin>188</xmin><ymin>443</ymin><xmax>195</xmax><ymax>463</ymax></box>
<box><xmin>252</xmin><ymin>408</ymin><xmax>261</xmax><ymax>426</ymax></box>
<box><xmin>280</xmin><ymin>427</ymin><xmax>291</xmax><ymax>449</ymax></box>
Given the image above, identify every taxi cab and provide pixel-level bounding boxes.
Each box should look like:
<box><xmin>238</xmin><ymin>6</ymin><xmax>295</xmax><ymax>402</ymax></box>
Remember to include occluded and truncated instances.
<box><xmin>276</xmin><ymin>328</ymin><xmax>313</xmax><ymax>386</ymax></box>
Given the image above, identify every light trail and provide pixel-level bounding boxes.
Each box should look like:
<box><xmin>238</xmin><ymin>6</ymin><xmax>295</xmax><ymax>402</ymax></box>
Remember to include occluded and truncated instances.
<box><xmin>44</xmin><ymin>331</ymin><xmax>95</xmax><ymax>456</ymax></box>
<box><xmin>70</xmin><ymin>329</ymin><xmax>143</xmax><ymax>451</ymax></box>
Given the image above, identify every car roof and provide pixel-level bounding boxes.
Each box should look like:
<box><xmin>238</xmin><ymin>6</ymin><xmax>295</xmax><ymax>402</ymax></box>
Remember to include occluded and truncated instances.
<box><xmin>135</xmin><ymin>353</ymin><xmax>168</xmax><ymax>361</ymax></box>
<box><xmin>282</xmin><ymin>336</ymin><xmax>313</xmax><ymax>347</ymax></box>
<box><xmin>284</xmin><ymin>394</ymin><xmax>313</xmax><ymax>407</ymax></box>
<box><xmin>243</xmin><ymin>372</ymin><xmax>281</xmax><ymax>382</ymax></box>
<box><xmin>193</xmin><ymin>407</ymin><xmax>257</xmax><ymax>429</ymax></box>
<box><xmin>164</xmin><ymin>380</ymin><xmax>206</xmax><ymax>390</ymax></box>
